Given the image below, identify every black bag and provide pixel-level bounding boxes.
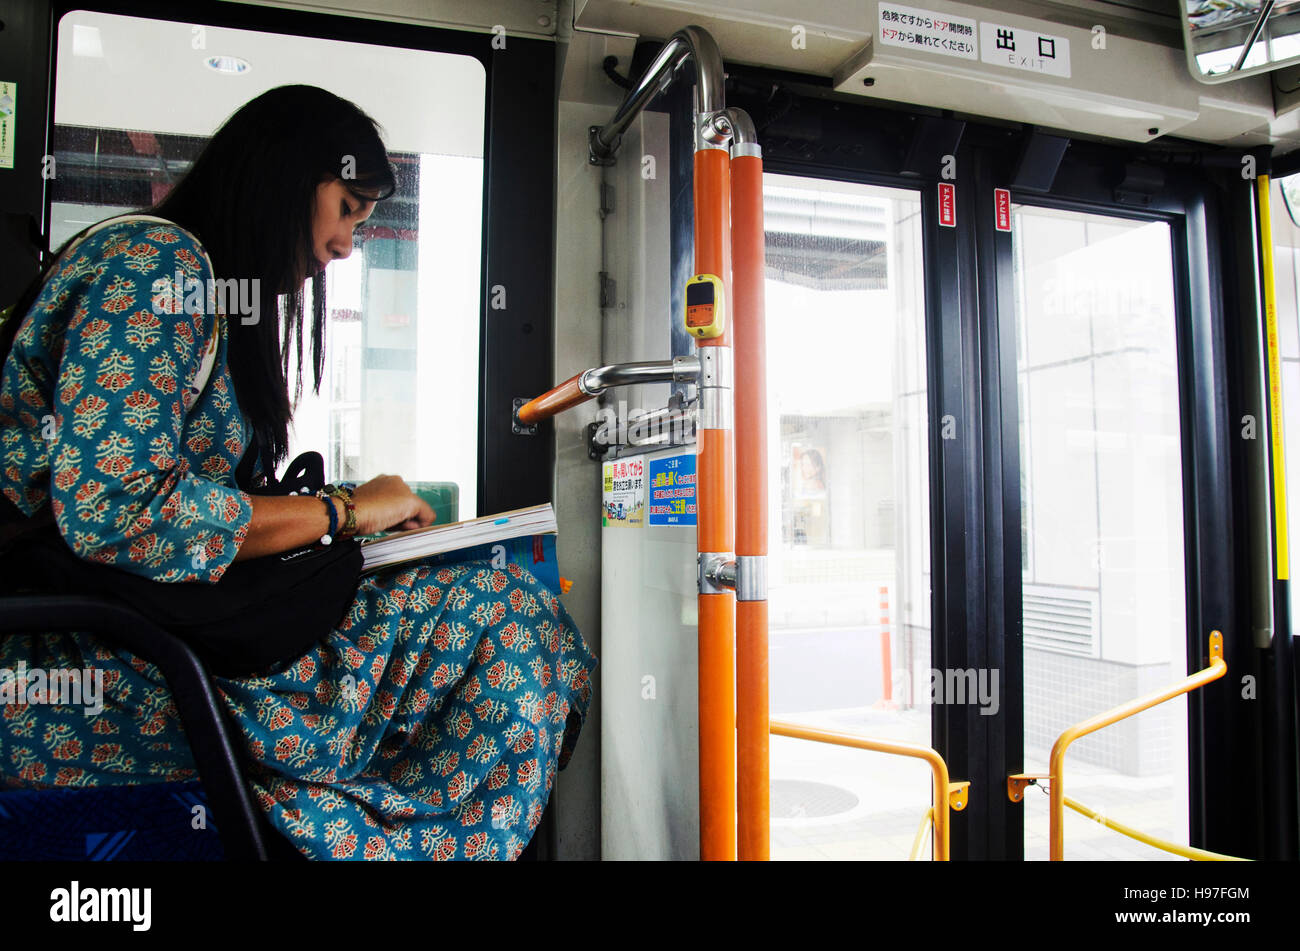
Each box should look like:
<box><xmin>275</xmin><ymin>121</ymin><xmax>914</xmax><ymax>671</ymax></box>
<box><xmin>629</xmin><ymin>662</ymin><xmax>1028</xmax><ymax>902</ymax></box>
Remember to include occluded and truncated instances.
<box><xmin>0</xmin><ymin>440</ymin><xmax>363</xmax><ymax>677</ymax></box>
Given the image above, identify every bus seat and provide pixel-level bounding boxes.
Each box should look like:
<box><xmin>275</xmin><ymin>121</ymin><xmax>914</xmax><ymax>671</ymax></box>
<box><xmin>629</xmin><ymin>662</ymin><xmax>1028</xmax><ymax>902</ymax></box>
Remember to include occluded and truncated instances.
<box><xmin>0</xmin><ymin>778</ymin><xmax>223</xmax><ymax>860</ymax></box>
<box><xmin>0</xmin><ymin>595</ymin><xmax>279</xmax><ymax>861</ymax></box>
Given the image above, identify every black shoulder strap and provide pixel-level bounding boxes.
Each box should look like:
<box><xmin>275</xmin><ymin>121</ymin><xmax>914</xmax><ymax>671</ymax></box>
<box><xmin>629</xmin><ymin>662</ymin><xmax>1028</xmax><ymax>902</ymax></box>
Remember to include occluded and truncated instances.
<box><xmin>234</xmin><ymin>431</ymin><xmax>325</xmax><ymax>497</ymax></box>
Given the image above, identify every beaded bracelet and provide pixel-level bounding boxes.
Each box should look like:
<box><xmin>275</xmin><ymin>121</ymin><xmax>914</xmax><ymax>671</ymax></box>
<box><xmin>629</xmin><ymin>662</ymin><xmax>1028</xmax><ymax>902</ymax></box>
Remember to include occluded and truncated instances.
<box><xmin>321</xmin><ymin>484</ymin><xmax>358</xmax><ymax>541</ymax></box>
<box><xmin>316</xmin><ymin>489</ymin><xmax>340</xmax><ymax>545</ymax></box>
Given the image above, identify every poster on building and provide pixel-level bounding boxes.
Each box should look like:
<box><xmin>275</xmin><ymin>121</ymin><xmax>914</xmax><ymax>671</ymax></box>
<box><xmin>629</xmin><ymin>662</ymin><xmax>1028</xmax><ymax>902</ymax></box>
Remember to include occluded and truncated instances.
<box><xmin>0</xmin><ymin>82</ymin><xmax>15</xmax><ymax>170</ymax></box>
<box><xmin>602</xmin><ymin>457</ymin><xmax>645</xmax><ymax>527</ymax></box>
<box><xmin>648</xmin><ymin>452</ymin><xmax>697</xmax><ymax>526</ymax></box>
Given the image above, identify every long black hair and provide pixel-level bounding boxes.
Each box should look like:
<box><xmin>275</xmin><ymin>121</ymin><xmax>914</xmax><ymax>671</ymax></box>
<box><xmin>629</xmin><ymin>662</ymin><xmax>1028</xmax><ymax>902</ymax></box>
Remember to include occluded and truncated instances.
<box><xmin>5</xmin><ymin>84</ymin><xmax>396</xmax><ymax>465</ymax></box>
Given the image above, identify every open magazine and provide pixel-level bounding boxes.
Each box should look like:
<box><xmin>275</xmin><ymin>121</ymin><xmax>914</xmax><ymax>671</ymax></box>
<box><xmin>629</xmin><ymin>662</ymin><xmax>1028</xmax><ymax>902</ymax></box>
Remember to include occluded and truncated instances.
<box><xmin>359</xmin><ymin>502</ymin><xmax>561</xmax><ymax>593</ymax></box>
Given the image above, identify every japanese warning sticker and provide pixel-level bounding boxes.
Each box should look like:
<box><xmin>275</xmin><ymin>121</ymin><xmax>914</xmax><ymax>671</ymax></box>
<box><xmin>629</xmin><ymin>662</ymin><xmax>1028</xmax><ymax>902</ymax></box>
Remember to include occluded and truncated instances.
<box><xmin>979</xmin><ymin>21</ymin><xmax>1071</xmax><ymax>78</ymax></box>
<box><xmin>648</xmin><ymin>453</ymin><xmax>697</xmax><ymax>527</ymax></box>
<box><xmin>995</xmin><ymin>188</ymin><xmax>1011</xmax><ymax>232</ymax></box>
<box><xmin>602</xmin><ymin>457</ymin><xmax>645</xmax><ymax>527</ymax></box>
<box><xmin>938</xmin><ymin>183</ymin><xmax>956</xmax><ymax>227</ymax></box>
<box><xmin>878</xmin><ymin>3</ymin><xmax>978</xmax><ymax>60</ymax></box>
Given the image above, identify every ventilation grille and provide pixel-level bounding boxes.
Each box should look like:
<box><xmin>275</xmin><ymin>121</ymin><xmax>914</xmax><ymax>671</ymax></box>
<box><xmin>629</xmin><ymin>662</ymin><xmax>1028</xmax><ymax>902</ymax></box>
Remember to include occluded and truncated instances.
<box><xmin>1023</xmin><ymin>585</ymin><xmax>1099</xmax><ymax>658</ymax></box>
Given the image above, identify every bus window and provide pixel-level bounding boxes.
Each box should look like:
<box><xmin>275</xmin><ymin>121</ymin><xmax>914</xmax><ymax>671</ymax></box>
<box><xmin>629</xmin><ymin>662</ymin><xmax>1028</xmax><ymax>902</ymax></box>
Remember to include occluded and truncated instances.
<box><xmin>51</xmin><ymin>10</ymin><xmax>485</xmax><ymax>513</ymax></box>
<box><xmin>1010</xmin><ymin>206</ymin><xmax>1189</xmax><ymax>860</ymax></box>
<box><xmin>763</xmin><ymin>174</ymin><xmax>932</xmax><ymax>860</ymax></box>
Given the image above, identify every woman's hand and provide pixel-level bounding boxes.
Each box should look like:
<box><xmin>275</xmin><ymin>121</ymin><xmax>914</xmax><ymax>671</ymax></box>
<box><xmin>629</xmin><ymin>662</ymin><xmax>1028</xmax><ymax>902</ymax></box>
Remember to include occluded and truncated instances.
<box><xmin>352</xmin><ymin>474</ymin><xmax>436</xmax><ymax>534</ymax></box>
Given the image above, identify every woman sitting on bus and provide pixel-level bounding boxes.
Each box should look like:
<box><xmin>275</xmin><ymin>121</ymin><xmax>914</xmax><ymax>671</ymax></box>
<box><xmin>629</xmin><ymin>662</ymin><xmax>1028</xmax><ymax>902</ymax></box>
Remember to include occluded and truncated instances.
<box><xmin>0</xmin><ymin>84</ymin><xmax>597</xmax><ymax>860</ymax></box>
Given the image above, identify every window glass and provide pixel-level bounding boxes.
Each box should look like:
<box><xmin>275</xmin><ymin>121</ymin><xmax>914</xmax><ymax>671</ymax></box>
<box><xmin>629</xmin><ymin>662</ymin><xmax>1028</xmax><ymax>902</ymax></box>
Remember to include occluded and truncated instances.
<box><xmin>764</xmin><ymin>174</ymin><xmax>933</xmax><ymax>860</ymax></box>
<box><xmin>52</xmin><ymin>10</ymin><xmax>485</xmax><ymax>511</ymax></box>
<box><xmin>1011</xmin><ymin>205</ymin><xmax>1189</xmax><ymax>860</ymax></box>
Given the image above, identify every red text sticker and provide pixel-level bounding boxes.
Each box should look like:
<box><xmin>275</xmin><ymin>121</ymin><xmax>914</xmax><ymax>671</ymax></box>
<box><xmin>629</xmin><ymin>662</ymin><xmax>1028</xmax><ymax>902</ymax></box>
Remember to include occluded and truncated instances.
<box><xmin>938</xmin><ymin>183</ymin><xmax>956</xmax><ymax>227</ymax></box>
<box><xmin>994</xmin><ymin>188</ymin><xmax>1011</xmax><ymax>232</ymax></box>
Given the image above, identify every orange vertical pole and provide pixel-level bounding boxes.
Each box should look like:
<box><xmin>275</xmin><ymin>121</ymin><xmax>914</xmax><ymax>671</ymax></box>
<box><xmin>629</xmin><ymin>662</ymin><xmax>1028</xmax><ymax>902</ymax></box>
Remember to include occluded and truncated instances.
<box><xmin>880</xmin><ymin>585</ymin><xmax>893</xmax><ymax>702</ymax></box>
<box><xmin>694</xmin><ymin>146</ymin><xmax>736</xmax><ymax>861</ymax></box>
<box><xmin>731</xmin><ymin>144</ymin><xmax>769</xmax><ymax>861</ymax></box>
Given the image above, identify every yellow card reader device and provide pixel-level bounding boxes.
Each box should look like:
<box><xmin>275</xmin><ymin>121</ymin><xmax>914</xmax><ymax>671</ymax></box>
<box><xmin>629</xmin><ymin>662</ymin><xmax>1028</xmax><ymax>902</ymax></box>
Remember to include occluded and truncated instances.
<box><xmin>685</xmin><ymin>273</ymin><xmax>725</xmax><ymax>339</ymax></box>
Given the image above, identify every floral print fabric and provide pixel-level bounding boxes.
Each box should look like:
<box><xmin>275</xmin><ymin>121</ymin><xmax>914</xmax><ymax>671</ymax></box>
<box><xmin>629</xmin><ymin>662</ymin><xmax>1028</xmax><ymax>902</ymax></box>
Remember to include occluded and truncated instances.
<box><xmin>0</xmin><ymin>220</ymin><xmax>597</xmax><ymax>859</ymax></box>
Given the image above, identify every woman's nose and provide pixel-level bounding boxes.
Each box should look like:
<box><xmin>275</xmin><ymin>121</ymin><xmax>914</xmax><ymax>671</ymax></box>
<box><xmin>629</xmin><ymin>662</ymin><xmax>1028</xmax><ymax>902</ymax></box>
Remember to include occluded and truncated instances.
<box><xmin>331</xmin><ymin>231</ymin><xmax>354</xmax><ymax>261</ymax></box>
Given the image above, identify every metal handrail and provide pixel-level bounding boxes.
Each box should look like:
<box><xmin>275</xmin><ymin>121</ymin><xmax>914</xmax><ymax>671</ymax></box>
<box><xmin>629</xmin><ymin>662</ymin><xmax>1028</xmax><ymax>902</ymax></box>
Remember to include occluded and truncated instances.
<box><xmin>589</xmin><ymin>25</ymin><xmax>728</xmax><ymax>163</ymax></box>
<box><xmin>770</xmin><ymin>719</ymin><xmax>968</xmax><ymax>860</ymax></box>
<box><xmin>514</xmin><ymin>356</ymin><xmax>700</xmax><ymax>427</ymax></box>
<box><xmin>1063</xmin><ymin>795</ymin><xmax>1249</xmax><ymax>861</ymax></box>
<box><xmin>1009</xmin><ymin>630</ymin><xmax>1227</xmax><ymax>860</ymax></box>
<box><xmin>909</xmin><ymin>807</ymin><xmax>935</xmax><ymax>861</ymax></box>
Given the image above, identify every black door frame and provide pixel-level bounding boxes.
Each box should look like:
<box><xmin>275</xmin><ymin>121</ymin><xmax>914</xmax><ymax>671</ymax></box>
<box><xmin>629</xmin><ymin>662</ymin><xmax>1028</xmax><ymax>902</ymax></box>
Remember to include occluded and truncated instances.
<box><xmin>737</xmin><ymin>64</ymin><xmax>1295</xmax><ymax>859</ymax></box>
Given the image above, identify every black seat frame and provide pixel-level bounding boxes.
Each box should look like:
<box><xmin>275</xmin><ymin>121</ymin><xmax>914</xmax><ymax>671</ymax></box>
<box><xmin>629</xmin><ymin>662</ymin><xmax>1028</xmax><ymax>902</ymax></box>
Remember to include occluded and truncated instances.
<box><xmin>0</xmin><ymin>595</ymin><xmax>270</xmax><ymax>860</ymax></box>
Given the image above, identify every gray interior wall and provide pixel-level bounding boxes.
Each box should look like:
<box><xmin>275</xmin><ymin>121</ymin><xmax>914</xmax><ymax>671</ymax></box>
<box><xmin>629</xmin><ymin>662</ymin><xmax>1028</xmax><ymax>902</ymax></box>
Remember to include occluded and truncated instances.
<box><xmin>550</xmin><ymin>27</ymin><xmax>634</xmax><ymax>859</ymax></box>
<box><xmin>553</xmin><ymin>89</ymin><xmax>698</xmax><ymax>858</ymax></box>
<box><xmin>551</xmin><ymin>100</ymin><xmax>607</xmax><ymax>860</ymax></box>
<box><xmin>590</xmin><ymin>105</ymin><xmax>702</xmax><ymax>859</ymax></box>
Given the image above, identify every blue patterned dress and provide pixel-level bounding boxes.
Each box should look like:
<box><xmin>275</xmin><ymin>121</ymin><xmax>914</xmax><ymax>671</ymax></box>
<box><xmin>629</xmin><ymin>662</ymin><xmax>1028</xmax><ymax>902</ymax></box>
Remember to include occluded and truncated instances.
<box><xmin>0</xmin><ymin>219</ymin><xmax>597</xmax><ymax>860</ymax></box>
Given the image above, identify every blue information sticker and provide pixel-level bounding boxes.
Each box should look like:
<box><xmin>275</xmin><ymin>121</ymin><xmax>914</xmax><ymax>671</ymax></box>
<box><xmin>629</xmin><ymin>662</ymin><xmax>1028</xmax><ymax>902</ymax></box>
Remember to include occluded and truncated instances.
<box><xmin>647</xmin><ymin>452</ymin><xmax>697</xmax><ymax>526</ymax></box>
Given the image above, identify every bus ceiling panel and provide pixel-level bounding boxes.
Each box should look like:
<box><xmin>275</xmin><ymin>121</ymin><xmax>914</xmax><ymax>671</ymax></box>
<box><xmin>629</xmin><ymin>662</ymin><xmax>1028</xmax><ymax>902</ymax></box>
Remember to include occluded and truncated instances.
<box><xmin>572</xmin><ymin>0</ymin><xmax>1280</xmax><ymax>150</ymax></box>
<box><xmin>830</xmin><ymin>0</ymin><xmax>1276</xmax><ymax>147</ymax></box>
<box><xmin>223</xmin><ymin>0</ymin><xmax>561</xmax><ymax>39</ymax></box>
<box><xmin>573</xmin><ymin>0</ymin><xmax>1182</xmax><ymax>73</ymax></box>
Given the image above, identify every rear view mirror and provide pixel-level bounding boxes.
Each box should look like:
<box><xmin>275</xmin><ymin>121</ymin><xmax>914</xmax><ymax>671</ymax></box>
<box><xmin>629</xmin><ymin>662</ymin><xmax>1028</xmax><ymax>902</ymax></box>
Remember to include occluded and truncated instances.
<box><xmin>1181</xmin><ymin>0</ymin><xmax>1300</xmax><ymax>83</ymax></box>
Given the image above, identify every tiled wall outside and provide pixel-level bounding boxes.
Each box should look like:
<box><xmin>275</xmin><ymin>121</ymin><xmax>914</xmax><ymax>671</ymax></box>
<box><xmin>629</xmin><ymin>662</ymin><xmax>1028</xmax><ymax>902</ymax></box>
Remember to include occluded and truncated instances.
<box><xmin>1025</xmin><ymin>649</ymin><xmax>1178</xmax><ymax>776</ymax></box>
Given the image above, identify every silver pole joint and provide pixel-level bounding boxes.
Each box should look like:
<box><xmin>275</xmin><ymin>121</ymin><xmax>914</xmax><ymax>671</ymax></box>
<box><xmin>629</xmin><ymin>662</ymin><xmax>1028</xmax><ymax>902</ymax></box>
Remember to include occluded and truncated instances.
<box><xmin>736</xmin><ymin>555</ymin><xmax>767</xmax><ymax>601</ymax></box>
<box><xmin>697</xmin><ymin>346</ymin><xmax>733</xmax><ymax>430</ymax></box>
<box><xmin>673</xmin><ymin>354</ymin><xmax>702</xmax><ymax>383</ymax></box>
<box><xmin>699</xmin><ymin>553</ymin><xmax>736</xmax><ymax>594</ymax></box>
<box><xmin>697</xmin><ymin>346</ymin><xmax>732</xmax><ymax>387</ymax></box>
<box><xmin>725</xmin><ymin>108</ymin><xmax>762</xmax><ymax>159</ymax></box>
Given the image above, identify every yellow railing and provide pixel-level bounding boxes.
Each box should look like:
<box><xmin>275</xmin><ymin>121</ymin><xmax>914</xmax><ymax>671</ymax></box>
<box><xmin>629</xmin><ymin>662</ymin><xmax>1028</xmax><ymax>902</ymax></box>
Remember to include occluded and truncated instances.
<box><xmin>909</xmin><ymin>808</ymin><xmax>935</xmax><ymax>861</ymax></box>
<box><xmin>770</xmin><ymin>720</ymin><xmax>968</xmax><ymax>860</ymax></box>
<box><xmin>1063</xmin><ymin>795</ymin><xmax>1248</xmax><ymax>861</ymax></box>
<box><xmin>1009</xmin><ymin>631</ymin><xmax>1228</xmax><ymax>860</ymax></box>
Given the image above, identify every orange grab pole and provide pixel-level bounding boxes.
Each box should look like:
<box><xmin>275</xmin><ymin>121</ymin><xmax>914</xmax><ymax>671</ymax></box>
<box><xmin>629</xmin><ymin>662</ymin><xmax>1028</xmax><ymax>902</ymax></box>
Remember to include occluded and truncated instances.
<box><xmin>731</xmin><ymin>149</ymin><xmax>769</xmax><ymax>861</ymax></box>
<box><xmin>694</xmin><ymin>146</ymin><xmax>736</xmax><ymax>861</ymax></box>
<box><xmin>515</xmin><ymin>372</ymin><xmax>590</xmax><ymax>426</ymax></box>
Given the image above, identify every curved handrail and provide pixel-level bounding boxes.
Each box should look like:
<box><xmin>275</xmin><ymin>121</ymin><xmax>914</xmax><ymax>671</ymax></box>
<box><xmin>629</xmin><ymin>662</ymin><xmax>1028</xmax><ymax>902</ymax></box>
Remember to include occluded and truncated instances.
<box><xmin>589</xmin><ymin>26</ymin><xmax>727</xmax><ymax>162</ymax></box>
<box><xmin>909</xmin><ymin>807</ymin><xmax>935</xmax><ymax>861</ymax></box>
<box><xmin>769</xmin><ymin>719</ymin><xmax>966</xmax><ymax>860</ymax></box>
<box><xmin>1037</xmin><ymin>630</ymin><xmax>1227</xmax><ymax>860</ymax></box>
<box><xmin>514</xmin><ymin>356</ymin><xmax>700</xmax><ymax>426</ymax></box>
<box><xmin>1063</xmin><ymin>795</ymin><xmax>1249</xmax><ymax>861</ymax></box>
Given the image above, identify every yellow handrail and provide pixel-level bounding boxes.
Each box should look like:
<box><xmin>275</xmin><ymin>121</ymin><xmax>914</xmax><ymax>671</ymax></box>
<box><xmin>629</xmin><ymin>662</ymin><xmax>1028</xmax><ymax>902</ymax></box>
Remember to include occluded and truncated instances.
<box><xmin>1014</xmin><ymin>631</ymin><xmax>1226</xmax><ymax>860</ymax></box>
<box><xmin>1063</xmin><ymin>795</ymin><xmax>1249</xmax><ymax>861</ymax></box>
<box><xmin>909</xmin><ymin>807</ymin><xmax>935</xmax><ymax>861</ymax></box>
<box><xmin>769</xmin><ymin>719</ymin><xmax>967</xmax><ymax>860</ymax></box>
